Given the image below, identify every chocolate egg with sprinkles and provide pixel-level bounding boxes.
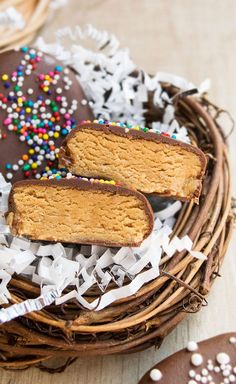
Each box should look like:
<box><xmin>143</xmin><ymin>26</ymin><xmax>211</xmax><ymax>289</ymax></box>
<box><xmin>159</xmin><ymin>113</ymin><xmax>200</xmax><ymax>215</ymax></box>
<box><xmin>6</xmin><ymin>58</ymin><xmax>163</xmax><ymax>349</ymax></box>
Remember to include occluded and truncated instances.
<box><xmin>0</xmin><ymin>47</ymin><xmax>93</xmax><ymax>182</ymax></box>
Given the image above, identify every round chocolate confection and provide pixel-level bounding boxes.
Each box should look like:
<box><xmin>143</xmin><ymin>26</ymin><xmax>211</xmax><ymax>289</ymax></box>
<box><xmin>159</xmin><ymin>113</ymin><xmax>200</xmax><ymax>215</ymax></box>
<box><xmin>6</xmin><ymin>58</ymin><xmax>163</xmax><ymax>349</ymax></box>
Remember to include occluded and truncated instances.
<box><xmin>139</xmin><ymin>333</ymin><xmax>236</xmax><ymax>384</ymax></box>
<box><xmin>0</xmin><ymin>47</ymin><xmax>93</xmax><ymax>183</ymax></box>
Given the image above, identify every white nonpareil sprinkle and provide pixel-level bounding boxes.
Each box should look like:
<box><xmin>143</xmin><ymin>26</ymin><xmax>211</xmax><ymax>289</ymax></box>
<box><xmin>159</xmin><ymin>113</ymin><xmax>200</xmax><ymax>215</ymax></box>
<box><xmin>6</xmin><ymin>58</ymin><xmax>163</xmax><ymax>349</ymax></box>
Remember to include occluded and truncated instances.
<box><xmin>6</xmin><ymin>173</ymin><xmax>13</xmax><ymax>180</ymax></box>
<box><xmin>191</xmin><ymin>353</ymin><xmax>204</xmax><ymax>367</ymax></box>
<box><xmin>187</xmin><ymin>341</ymin><xmax>199</xmax><ymax>352</ymax></box>
<box><xmin>207</xmin><ymin>364</ymin><xmax>214</xmax><ymax>371</ymax></box>
<box><xmin>149</xmin><ymin>369</ymin><xmax>163</xmax><ymax>381</ymax></box>
<box><xmin>189</xmin><ymin>370</ymin><xmax>196</xmax><ymax>378</ymax></box>
<box><xmin>229</xmin><ymin>337</ymin><xmax>236</xmax><ymax>344</ymax></box>
<box><xmin>201</xmin><ymin>368</ymin><xmax>208</xmax><ymax>376</ymax></box>
<box><xmin>217</xmin><ymin>353</ymin><xmax>231</xmax><ymax>365</ymax></box>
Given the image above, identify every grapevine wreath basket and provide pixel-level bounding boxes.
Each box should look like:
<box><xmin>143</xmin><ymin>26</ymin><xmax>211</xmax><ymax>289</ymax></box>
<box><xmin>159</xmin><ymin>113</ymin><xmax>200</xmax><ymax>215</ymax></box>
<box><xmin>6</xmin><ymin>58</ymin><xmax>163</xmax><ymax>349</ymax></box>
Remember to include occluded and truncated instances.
<box><xmin>0</xmin><ymin>28</ymin><xmax>234</xmax><ymax>371</ymax></box>
<box><xmin>0</xmin><ymin>0</ymin><xmax>51</xmax><ymax>53</ymax></box>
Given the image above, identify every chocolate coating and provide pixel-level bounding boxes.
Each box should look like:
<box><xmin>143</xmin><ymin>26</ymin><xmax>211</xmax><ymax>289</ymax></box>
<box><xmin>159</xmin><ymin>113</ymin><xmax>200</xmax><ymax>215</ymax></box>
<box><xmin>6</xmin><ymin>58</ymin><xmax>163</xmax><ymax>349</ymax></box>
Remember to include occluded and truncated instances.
<box><xmin>59</xmin><ymin>122</ymin><xmax>207</xmax><ymax>202</ymax></box>
<box><xmin>0</xmin><ymin>49</ymin><xmax>93</xmax><ymax>183</ymax></box>
<box><xmin>139</xmin><ymin>333</ymin><xmax>236</xmax><ymax>384</ymax></box>
<box><xmin>60</xmin><ymin>122</ymin><xmax>207</xmax><ymax>169</ymax></box>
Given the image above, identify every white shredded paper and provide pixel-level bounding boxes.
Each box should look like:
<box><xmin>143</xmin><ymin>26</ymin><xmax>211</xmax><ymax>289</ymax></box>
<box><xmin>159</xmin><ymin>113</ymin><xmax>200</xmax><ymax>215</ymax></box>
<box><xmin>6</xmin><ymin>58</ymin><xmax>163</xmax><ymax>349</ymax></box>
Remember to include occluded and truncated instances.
<box><xmin>0</xmin><ymin>7</ymin><xmax>25</xmax><ymax>30</ymax></box>
<box><xmin>35</xmin><ymin>25</ymin><xmax>210</xmax><ymax>143</ymax></box>
<box><xmin>0</xmin><ymin>2</ymin><xmax>69</xmax><ymax>33</ymax></box>
<box><xmin>0</xmin><ymin>173</ymin><xmax>206</xmax><ymax>321</ymax></box>
<box><xmin>0</xmin><ymin>26</ymin><xmax>208</xmax><ymax>322</ymax></box>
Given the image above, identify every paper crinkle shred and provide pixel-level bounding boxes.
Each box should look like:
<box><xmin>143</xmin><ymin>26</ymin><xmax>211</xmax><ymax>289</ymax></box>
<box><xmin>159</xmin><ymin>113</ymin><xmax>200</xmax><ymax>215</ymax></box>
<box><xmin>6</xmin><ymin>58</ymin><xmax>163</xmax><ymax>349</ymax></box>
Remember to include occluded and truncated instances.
<box><xmin>0</xmin><ymin>26</ymin><xmax>208</xmax><ymax>322</ymax></box>
<box><xmin>0</xmin><ymin>6</ymin><xmax>25</xmax><ymax>30</ymax></box>
<box><xmin>0</xmin><ymin>174</ymin><xmax>206</xmax><ymax>322</ymax></box>
<box><xmin>35</xmin><ymin>25</ymin><xmax>210</xmax><ymax>144</ymax></box>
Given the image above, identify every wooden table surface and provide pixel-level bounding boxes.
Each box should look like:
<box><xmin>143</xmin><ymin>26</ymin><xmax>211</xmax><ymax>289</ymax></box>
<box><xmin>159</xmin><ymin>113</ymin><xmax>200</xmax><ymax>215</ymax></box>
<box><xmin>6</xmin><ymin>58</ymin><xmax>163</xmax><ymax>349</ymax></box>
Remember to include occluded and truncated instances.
<box><xmin>2</xmin><ymin>1</ymin><xmax>236</xmax><ymax>383</ymax></box>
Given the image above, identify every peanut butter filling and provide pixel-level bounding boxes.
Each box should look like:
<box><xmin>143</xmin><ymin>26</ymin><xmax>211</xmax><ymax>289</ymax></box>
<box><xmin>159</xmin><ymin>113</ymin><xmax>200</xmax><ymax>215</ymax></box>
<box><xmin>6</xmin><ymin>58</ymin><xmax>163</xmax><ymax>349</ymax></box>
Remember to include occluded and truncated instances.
<box><xmin>60</xmin><ymin>128</ymin><xmax>205</xmax><ymax>202</ymax></box>
<box><xmin>7</xmin><ymin>184</ymin><xmax>153</xmax><ymax>247</ymax></box>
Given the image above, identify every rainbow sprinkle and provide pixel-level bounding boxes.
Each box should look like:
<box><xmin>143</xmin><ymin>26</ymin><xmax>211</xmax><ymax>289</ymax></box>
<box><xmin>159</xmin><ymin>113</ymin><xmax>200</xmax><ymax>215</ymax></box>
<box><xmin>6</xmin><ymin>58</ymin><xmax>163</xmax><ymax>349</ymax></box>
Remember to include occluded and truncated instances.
<box><xmin>41</xmin><ymin>172</ymin><xmax>118</xmax><ymax>186</ymax></box>
<box><xmin>0</xmin><ymin>47</ymin><xmax>80</xmax><ymax>180</ymax></box>
<box><xmin>80</xmin><ymin>119</ymin><xmax>177</xmax><ymax>140</ymax></box>
<box><xmin>0</xmin><ymin>47</ymin><xmax>177</xmax><ymax>183</ymax></box>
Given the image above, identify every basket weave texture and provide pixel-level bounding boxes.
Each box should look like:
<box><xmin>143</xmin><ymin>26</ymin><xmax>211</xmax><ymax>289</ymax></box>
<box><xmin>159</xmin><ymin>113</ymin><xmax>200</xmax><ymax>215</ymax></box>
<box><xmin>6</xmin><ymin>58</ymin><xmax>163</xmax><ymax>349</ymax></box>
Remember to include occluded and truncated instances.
<box><xmin>0</xmin><ymin>84</ymin><xmax>234</xmax><ymax>371</ymax></box>
<box><xmin>0</xmin><ymin>0</ymin><xmax>50</xmax><ymax>52</ymax></box>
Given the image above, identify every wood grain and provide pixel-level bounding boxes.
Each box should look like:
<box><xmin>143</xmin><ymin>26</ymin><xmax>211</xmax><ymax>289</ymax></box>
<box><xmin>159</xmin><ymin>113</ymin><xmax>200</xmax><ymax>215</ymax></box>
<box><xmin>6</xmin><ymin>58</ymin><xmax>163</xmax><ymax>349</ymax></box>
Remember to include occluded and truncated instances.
<box><xmin>1</xmin><ymin>1</ymin><xmax>236</xmax><ymax>383</ymax></box>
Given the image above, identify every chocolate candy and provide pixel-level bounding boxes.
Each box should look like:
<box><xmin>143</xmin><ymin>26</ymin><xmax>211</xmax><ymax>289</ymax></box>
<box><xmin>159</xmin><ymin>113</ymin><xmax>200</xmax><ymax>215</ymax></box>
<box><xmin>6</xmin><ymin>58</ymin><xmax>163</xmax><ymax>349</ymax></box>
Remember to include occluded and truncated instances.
<box><xmin>139</xmin><ymin>333</ymin><xmax>236</xmax><ymax>384</ymax></box>
<box><xmin>0</xmin><ymin>48</ymin><xmax>93</xmax><ymax>183</ymax></box>
<box><xmin>59</xmin><ymin>120</ymin><xmax>207</xmax><ymax>203</ymax></box>
<box><xmin>7</xmin><ymin>177</ymin><xmax>154</xmax><ymax>247</ymax></box>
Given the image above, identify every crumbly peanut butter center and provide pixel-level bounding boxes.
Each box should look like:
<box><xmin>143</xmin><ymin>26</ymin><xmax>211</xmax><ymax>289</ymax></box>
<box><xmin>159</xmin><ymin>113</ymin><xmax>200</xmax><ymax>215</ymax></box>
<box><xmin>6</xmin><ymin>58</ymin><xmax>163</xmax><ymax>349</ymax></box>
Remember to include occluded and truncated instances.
<box><xmin>63</xmin><ymin>129</ymin><xmax>203</xmax><ymax>200</ymax></box>
<box><xmin>7</xmin><ymin>185</ymin><xmax>151</xmax><ymax>246</ymax></box>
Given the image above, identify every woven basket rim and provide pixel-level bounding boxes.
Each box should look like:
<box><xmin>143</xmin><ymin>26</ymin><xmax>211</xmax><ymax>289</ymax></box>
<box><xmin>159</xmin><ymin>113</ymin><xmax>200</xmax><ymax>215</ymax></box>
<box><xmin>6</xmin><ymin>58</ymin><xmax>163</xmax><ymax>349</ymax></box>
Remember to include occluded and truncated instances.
<box><xmin>0</xmin><ymin>0</ymin><xmax>50</xmax><ymax>52</ymax></box>
<box><xmin>0</xmin><ymin>84</ymin><xmax>233</xmax><ymax>370</ymax></box>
